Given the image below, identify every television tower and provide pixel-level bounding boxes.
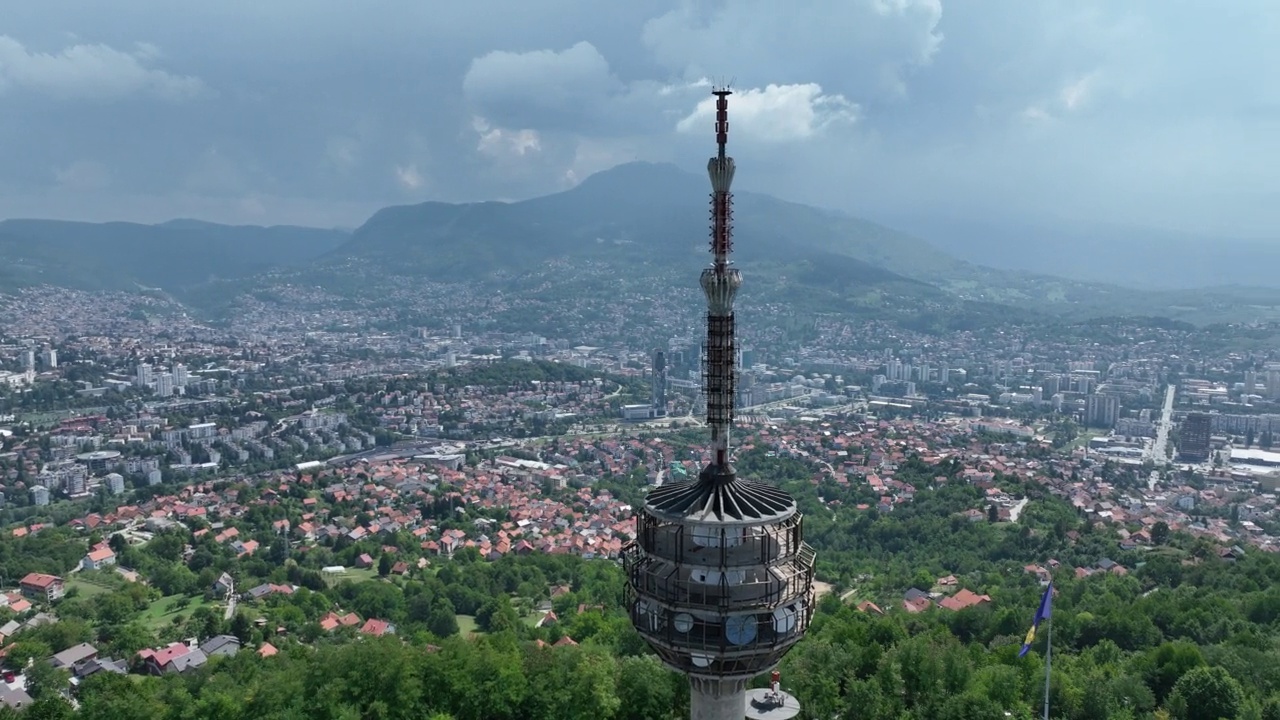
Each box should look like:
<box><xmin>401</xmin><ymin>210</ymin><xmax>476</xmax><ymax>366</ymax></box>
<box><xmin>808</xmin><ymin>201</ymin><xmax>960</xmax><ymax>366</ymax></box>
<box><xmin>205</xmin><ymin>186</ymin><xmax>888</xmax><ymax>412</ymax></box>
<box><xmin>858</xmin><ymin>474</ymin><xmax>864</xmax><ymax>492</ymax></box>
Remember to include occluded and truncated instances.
<box><xmin>623</xmin><ymin>88</ymin><xmax>814</xmax><ymax>720</ymax></box>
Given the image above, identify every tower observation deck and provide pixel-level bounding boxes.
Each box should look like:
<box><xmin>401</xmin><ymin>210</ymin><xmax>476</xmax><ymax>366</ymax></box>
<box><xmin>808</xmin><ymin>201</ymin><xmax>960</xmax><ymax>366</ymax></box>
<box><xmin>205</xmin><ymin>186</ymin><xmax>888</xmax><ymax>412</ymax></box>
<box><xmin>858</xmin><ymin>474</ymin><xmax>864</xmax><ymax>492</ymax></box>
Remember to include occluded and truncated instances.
<box><xmin>623</xmin><ymin>88</ymin><xmax>815</xmax><ymax>720</ymax></box>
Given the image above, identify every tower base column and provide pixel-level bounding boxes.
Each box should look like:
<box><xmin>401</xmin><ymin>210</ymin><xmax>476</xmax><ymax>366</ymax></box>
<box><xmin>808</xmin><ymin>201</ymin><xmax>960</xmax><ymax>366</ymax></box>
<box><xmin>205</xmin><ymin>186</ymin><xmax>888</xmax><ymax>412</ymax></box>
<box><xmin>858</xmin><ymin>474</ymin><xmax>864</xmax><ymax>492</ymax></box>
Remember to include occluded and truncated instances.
<box><xmin>690</xmin><ymin>678</ymin><xmax>746</xmax><ymax>720</ymax></box>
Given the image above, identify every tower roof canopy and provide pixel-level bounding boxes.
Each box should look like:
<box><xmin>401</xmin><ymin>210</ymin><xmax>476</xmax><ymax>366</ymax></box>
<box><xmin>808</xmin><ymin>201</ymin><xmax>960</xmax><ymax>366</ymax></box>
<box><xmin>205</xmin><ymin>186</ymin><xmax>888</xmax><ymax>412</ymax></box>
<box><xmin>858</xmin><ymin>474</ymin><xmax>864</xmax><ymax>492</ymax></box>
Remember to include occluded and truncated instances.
<box><xmin>645</xmin><ymin>466</ymin><xmax>796</xmax><ymax>525</ymax></box>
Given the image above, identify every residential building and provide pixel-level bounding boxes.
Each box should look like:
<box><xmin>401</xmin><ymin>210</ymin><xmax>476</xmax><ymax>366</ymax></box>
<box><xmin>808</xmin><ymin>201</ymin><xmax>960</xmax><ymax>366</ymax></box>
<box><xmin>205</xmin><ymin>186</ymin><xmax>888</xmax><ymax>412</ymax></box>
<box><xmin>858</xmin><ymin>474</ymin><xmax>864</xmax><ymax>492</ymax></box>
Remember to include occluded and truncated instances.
<box><xmin>82</xmin><ymin>546</ymin><xmax>117</xmax><ymax>571</ymax></box>
<box><xmin>18</xmin><ymin>573</ymin><xmax>64</xmax><ymax>602</ymax></box>
<box><xmin>49</xmin><ymin>643</ymin><xmax>98</xmax><ymax>671</ymax></box>
<box><xmin>1180</xmin><ymin>413</ymin><xmax>1212</xmax><ymax>461</ymax></box>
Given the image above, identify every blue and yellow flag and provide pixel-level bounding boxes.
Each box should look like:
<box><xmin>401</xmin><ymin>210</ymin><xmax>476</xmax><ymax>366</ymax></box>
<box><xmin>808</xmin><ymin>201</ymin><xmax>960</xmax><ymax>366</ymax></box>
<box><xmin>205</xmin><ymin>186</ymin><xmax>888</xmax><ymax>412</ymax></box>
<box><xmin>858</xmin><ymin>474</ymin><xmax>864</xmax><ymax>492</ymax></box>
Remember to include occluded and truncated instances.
<box><xmin>1018</xmin><ymin>584</ymin><xmax>1053</xmax><ymax>658</ymax></box>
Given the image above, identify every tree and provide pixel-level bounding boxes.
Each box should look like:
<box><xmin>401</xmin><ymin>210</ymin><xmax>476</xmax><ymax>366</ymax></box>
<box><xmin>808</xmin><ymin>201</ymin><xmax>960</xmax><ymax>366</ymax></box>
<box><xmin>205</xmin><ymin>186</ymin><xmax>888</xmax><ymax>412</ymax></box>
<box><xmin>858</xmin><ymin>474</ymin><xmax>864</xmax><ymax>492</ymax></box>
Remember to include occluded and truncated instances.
<box><xmin>987</xmin><ymin>505</ymin><xmax>999</xmax><ymax>523</ymax></box>
<box><xmin>24</xmin><ymin>662</ymin><xmax>68</xmax><ymax>701</ymax></box>
<box><xmin>615</xmin><ymin>656</ymin><xmax>677</xmax><ymax>720</ymax></box>
<box><xmin>231</xmin><ymin>612</ymin><xmax>253</xmax><ymax>643</ymax></box>
<box><xmin>379</xmin><ymin>553</ymin><xmax>394</xmax><ymax>577</ymax></box>
<box><xmin>1151</xmin><ymin>521</ymin><xmax>1171</xmax><ymax>546</ymax></box>
<box><xmin>1263</xmin><ymin>696</ymin><xmax>1280</xmax><ymax>720</ymax></box>
<box><xmin>428</xmin><ymin>598</ymin><xmax>460</xmax><ymax>639</ymax></box>
<box><xmin>1168</xmin><ymin>666</ymin><xmax>1244</xmax><ymax>720</ymax></box>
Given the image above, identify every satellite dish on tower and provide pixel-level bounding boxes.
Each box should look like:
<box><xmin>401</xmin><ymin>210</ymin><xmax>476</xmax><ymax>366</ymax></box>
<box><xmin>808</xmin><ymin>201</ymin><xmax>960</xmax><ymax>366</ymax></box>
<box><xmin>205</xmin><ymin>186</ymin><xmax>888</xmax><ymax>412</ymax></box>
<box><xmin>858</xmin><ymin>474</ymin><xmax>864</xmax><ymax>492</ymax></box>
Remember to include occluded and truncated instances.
<box><xmin>725</xmin><ymin>614</ymin><xmax>758</xmax><ymax>646</ymax></box>
<box><xmin>674</xmin><ymin>613</ymin><xmax>695</xmax><ymax>633</ymax></box>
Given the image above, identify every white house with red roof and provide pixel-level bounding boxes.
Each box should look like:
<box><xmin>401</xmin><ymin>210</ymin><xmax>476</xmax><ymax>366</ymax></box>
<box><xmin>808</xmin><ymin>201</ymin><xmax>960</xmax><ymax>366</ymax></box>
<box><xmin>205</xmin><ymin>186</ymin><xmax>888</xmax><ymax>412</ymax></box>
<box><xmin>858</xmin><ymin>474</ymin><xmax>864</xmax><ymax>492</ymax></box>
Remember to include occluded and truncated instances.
<box><xmin>18</xmin><ymin>573</ymin><xmax>63</xmax><ymax>602</ymax></box>
<box><xmin>82</xmin><ymin>545</ymin><xmax>117</xmax><ymax>571</ymax></box>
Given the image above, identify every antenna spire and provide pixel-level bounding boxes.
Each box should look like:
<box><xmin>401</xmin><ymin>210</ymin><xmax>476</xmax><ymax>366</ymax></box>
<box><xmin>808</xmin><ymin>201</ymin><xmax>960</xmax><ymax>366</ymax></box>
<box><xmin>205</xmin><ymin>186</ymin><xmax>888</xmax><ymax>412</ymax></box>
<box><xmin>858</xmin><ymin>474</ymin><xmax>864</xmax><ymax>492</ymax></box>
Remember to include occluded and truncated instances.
<box><xmin>700</xmin><ymin>87</ymin><xmax>740</xmax><ymax>470</ymax></box>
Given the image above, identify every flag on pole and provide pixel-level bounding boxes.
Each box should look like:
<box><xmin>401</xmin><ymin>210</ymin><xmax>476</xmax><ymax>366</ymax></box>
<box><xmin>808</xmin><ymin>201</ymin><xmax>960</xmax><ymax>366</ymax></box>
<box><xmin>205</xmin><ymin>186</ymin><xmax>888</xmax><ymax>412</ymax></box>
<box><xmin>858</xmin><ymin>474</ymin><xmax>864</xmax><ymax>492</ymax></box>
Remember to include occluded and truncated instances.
<box><xmin>1018</xmin><ymin>584</ymin><xmax>1053</xmax><ymax>658</ymax></box>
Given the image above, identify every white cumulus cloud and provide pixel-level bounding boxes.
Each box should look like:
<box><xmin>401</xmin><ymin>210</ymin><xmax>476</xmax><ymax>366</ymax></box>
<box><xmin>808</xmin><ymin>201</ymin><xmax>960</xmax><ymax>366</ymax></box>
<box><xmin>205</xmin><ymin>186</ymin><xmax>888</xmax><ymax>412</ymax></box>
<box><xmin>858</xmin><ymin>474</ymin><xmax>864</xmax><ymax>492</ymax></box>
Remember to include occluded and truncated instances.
<box><xmin>676</xmin><ymin>83</ymin><xmax>858</xmax><ymax>141</ymax></box>
<box><xmin>395</xmin><ymin>164</ymin><xmax>425</xmax><ymax>190</ymax></box>
<box><xmin>0</xmin><ymin>35</ymin><xmax>203</xmax><ymax>101</ymax></box>
<box><xmin>463</xmin><ymin>41</ymin><xmax>621</xmax><ymax>131</ymax></box>
<box><xmin>643</xmin><ymin>0</ymin><xmax>942</xmax><ymax>100</ymax></box>
<box><xmin>472</xmin><ymin>117</ymin><xmax>541</xmax><ymax>159</ymax></box>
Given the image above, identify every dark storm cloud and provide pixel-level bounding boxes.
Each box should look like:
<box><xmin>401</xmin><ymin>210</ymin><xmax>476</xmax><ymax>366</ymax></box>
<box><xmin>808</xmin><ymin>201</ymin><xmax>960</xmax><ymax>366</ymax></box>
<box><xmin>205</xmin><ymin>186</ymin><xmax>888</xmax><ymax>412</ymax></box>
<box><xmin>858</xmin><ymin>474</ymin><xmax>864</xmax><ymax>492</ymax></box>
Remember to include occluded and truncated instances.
<box><xmin>1</xmin><ymin>0</ymin><xmax>1278</xmax><ymax>237</ymax></box>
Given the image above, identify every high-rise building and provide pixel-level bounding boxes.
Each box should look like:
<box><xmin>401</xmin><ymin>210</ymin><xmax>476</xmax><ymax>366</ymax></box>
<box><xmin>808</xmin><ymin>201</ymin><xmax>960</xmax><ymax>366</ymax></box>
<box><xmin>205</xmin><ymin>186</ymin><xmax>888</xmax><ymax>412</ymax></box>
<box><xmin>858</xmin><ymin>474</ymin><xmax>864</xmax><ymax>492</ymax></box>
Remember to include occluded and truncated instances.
<box><xmin>154</xmin><ymin>373</ymin><xmax>175</xmax><ymax>398</ymax></box>
<box><xmin>22</xmin><ymin>350</ymin><xmax>34</xmax><ymax>371</ymax></box>
<box><xmin>1179</xmin><ymin>413</ymin><xmax>1212</xmax><ymax>461</ymax></box>
<box><xmin>885</xmin><ymin>360</ymin><xmax>903</xmax><ymax>382</ymax></box>
<box><xmin>623</xmin><ymin>89</ymin><xmax>812</xmax><ymax>720</ymax></box>
<box><xmin>652</xmin><ymin>350</ymin><xmax>669</xmax><ymax>417</ymax></box>
<box><xmin>135</xmin><ymin>363</ymin><xmax>153</xmax><ymax>388</ymax></box>
<box><xmin>1085</xmin><ymin>394</ymin><xmax>1119</xmax><ymax>428</ymax></box>
<box><xmin>1041</xmin><ymin>375</ymin><xmax>1060</xmax><ymax>397</ymax></box>
<box><xmin>173</xmin><ymin>363</ymin><xmax>189</xmax><ymax>387</ymax></box>
<box><xmin>30</xmin><ymin>486</ymin><xmax>49</xmax><ymax>506</ymax></box>
<box><xmin>41</xmin><ymin>348</ymin><xmax>57</xmax><ymax>370</ymax></box>
<box><xmin>1244</xmin><ymin>370</ymin><xmax>1258</xmax><ymax>395</ymax></box>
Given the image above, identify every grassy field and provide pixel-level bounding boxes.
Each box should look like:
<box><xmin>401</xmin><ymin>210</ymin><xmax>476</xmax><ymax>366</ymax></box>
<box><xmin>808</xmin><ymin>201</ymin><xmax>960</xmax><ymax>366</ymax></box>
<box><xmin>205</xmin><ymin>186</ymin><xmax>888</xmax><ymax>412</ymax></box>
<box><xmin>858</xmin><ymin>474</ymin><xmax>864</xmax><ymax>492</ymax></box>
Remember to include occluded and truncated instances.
<box><xmin>65</xmin><ymin>577</ymin><xmax>113</xmax><ymax>598</ymax></box>
<box><xmin>1066</xmin><ymin>430</ymin><xmax>1106</xmax><ymax>451</ymax></box>
<box><xmin>456</xmin><ymin>614</ymin><xmax>479</xmax><ymax>636</ymax></box>
<box><xmin>322</xmin><ymin>567</ymin><xmax>379</xmax><ymax>587</ymax></box>
<box><xmin>140</xmin><ymin>595</ymin><xmax>215</xmax><ymax>630</ymax></box>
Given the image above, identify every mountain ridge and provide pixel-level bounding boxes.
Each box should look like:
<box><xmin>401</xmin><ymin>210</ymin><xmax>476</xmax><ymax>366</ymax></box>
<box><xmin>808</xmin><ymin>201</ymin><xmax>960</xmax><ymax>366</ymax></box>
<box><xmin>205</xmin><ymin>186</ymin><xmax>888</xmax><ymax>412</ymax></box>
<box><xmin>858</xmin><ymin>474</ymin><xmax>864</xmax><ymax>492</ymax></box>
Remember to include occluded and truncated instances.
<box><xmin>0</xmin><ymin>218</ymin><xmax>348</xmax><ymax>292</ymax></box>
<box><xmin>2</xmin><ymin>162</ymin><xmax>1279</xmax><ymax>327</ymax></box>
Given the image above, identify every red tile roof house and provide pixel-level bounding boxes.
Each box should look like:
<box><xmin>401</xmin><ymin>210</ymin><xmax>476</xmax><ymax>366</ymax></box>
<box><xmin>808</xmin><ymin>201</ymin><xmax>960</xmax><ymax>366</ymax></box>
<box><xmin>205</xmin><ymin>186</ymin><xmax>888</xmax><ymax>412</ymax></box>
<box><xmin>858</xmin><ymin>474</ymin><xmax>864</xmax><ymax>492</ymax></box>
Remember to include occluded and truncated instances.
<box><xmin>19</xmin><ymin>573</ymin><xmax>64</xmax><ymax>602</ymax></box>
<box><xmin>81</xmin><ymin>546</ymin><xmax>117</xmax><ymax>571</ymax></box>
<box><xmin>319</xmin><ymin>612</ymin><xmax>362</xmax><ymax>631</ymax></box>
<box><xmin>902</xmin><ymin>588</ymin><xmax>932</xmax><ymax>614</ymax></box>
<box><xmin>359</xmin><ymin>619</ymin><xmax>395</xmax><ymax>637</ymax></box>
<box><xmin>940</xmin><ymin>589</ymin><xmax>992</xmax><ymax>611</ymax></box>
<box><xmin>137</xmin><ymin>642</ymin><xmax>208</xmax><ymax>675</ymax></box>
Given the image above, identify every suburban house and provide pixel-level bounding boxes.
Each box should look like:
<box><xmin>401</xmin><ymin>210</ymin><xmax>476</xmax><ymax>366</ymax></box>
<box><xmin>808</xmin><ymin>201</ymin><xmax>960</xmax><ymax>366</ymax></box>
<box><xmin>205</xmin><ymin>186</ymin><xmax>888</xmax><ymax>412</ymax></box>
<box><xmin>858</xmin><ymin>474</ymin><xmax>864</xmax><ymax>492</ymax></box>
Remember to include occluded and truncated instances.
<box><xmin>49</xmin><ymin>642</ymin><xmax>97</xmax><ymax>671</ymax></box>
<box><xmin>199</xmin><ymin>635</ymin><xmax>241</xmax><ymax>658</ymax></box>
<box><xmin>211</xmin><ymin>572</ymin><xmax>234</xmax><ymax>599</ymax></box>
<box><xmin>358</xmin><ymin>618</ymin><xmax>394</xmax><ymax>637</ymax></box>
<box><xmin>939</xmin><ymin>588</ymin><xmax>993</xmax><ymax>611</ymax></box>
<box><xmin>902</xmin><ymin>587</ymin><xmax>932</xmax><ymax>613</ymax></box>
<box><xmin>81</xmin><ymin>546</ymin><xmax>117</xmax><ymax>572</ymax></box>
<box><xmin>72</xmin><ymin>657</ymin><xmax>127</xmax><ymax>681</ymax></box>
<box><xmin>0</xmin><ymin>684</ymin><xmax>32</xmax><ymax>711</ymax></box>
<box><xmin>319</xmin><ymin>612</ymin><xmax>362</xmax><ymax>631</ymax></box>
<box><xmin>18</xmin><ymin>573</ymin><xmax>64</xmax><ymax>603</ymax></box>
<box><xmin>138</xmin><ymin>642</ymin><xmax>209</xmax><ymax>675</ymax></box>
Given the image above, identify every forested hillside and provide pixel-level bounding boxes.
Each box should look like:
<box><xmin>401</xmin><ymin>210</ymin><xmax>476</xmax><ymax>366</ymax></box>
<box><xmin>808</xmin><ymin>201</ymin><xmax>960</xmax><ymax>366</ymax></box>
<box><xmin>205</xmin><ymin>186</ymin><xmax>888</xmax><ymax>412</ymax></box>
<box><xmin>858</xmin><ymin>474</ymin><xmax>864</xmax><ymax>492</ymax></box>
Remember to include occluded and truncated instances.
<box><xmin>0</xmin><ymin>450</ymin><xmax>1276</xmax><ymax>719</ymax></box>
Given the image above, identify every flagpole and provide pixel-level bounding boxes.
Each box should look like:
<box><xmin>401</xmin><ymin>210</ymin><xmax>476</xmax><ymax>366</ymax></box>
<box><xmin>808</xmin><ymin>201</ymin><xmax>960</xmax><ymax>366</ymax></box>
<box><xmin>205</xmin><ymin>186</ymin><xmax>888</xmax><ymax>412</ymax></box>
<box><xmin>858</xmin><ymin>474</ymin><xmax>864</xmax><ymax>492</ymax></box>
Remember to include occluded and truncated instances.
<box><xmin>1042</xmin><ymin>615</ymin><xmax>1052</xmax><ymax>720</ymax></box>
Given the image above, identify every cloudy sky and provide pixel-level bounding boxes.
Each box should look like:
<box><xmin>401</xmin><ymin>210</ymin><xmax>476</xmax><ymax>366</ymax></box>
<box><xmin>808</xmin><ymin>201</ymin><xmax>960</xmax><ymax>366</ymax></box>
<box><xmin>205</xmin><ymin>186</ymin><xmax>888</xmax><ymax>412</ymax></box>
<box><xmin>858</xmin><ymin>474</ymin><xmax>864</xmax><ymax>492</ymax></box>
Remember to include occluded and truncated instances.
<box><xmin>3</xmin><ymin>0</ymin><xmax>1279</xmax><ymax>238</ymax></box>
